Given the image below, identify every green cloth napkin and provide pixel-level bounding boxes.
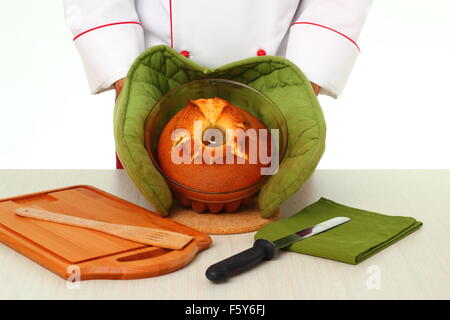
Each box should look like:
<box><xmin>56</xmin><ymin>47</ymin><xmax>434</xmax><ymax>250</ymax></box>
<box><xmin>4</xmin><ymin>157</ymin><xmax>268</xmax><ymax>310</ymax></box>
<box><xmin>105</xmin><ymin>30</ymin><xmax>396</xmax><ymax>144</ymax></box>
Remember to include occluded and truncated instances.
<box><xmin>255</xmin><ymin>198</ymin><xmax>423</xmax><ymax>264</ymax></box>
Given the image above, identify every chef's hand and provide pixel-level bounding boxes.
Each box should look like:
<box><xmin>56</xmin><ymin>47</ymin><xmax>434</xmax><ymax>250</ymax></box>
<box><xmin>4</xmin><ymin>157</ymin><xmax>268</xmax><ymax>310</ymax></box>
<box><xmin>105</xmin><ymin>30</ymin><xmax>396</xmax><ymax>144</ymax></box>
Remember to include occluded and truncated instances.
<box><xmin>310</xmin><ymin>82</ymin><xmax>320</xmax><ymax>96</ymax></box>
<box><xmin>114</xmin><ymin>78</ymin><xmax>125</xmax><ymax>102</ymax></box>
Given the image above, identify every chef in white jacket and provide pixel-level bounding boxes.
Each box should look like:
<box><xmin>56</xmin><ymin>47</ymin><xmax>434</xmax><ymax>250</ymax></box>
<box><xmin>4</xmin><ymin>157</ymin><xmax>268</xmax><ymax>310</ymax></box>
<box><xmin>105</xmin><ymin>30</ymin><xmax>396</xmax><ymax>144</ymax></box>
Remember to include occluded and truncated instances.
<box><xmin>64</xmin><ymin>0</ymin><xmax>372</xmax><ymax>167</ymax></box>
<box><xmin>64</xmin><ymin>0</ymin><xmax>372</xmax><ymax>97</ymax></box>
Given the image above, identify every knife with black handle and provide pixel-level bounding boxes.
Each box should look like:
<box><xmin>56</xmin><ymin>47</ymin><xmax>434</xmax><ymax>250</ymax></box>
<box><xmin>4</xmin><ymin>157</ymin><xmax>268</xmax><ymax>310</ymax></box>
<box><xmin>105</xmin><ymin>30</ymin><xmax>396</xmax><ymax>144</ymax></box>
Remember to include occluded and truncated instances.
<box><xmin>205</xmin><ymin>217</ymin><xmax>350</xmax><ymax>282</ymax></box>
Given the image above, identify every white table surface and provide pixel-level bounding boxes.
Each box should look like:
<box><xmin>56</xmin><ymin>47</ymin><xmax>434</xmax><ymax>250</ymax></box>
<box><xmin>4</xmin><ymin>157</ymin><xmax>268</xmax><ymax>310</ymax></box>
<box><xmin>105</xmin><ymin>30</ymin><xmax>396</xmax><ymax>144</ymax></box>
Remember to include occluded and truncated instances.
<box><xmin>0</xmin><ymin>169</ymin><xmax>448</xmax><ymax>300</ymax></box>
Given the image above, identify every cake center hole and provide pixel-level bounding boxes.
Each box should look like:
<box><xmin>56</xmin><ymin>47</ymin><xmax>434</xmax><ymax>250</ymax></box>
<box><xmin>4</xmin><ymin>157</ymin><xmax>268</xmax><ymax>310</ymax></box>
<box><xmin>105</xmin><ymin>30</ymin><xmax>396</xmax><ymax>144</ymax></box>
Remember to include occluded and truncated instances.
<box><xmin>203</xmin><ymin>125</ymin><xmax>225</xmax><ymax>147</ymax></box>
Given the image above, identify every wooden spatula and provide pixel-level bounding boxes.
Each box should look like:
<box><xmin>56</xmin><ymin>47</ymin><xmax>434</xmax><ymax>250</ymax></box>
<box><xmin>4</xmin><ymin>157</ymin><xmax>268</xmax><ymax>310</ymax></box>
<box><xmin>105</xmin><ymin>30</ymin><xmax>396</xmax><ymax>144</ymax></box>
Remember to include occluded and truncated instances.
<box><xmin>15</xmin><ymin>207</ymin><xmax>193</xmax><ymax>250</ymax></box>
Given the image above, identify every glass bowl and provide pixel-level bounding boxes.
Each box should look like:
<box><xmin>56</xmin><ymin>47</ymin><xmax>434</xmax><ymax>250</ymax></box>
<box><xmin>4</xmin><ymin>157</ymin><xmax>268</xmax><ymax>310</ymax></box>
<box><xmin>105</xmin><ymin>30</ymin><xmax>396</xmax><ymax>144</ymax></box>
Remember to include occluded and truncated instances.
<box><xmin>144</xmin><ymin>79</ymin><xmax>288</xmax><ymax>213</ymax></box>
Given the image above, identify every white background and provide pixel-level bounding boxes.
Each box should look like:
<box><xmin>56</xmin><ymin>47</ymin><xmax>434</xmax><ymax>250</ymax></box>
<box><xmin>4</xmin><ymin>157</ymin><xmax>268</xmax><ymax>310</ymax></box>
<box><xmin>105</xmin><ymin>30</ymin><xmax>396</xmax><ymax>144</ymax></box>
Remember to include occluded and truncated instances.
<box><xmin>0</xmin><ymin>0</ymin><xmax>449</xmax><ymax>169</ymax></box>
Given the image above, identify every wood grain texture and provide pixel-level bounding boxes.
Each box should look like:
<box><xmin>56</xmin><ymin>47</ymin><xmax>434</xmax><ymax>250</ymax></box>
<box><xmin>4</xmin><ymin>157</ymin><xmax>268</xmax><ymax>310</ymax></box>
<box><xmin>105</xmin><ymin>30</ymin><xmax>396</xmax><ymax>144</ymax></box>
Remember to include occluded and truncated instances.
<box><xmin>0</xmin><ymin>169</ymin><xmax>448</xmax><ymax>299</ymax></box>
<box><xmin>0</xmin><ymin>184</ymin><xmax>211</xmax><ymax>280</ymax></box>
<box><xmin>15</xmin><ymin>207</ymin><xmax>193</xmax><ymax>250</ymax></box>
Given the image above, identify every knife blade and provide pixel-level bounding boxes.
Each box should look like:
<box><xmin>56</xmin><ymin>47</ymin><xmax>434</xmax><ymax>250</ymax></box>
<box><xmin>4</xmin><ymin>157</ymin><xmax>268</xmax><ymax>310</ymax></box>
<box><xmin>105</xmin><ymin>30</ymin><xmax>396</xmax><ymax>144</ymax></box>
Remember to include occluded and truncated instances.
<box><xmin>205</xmin><ymin>216</ymin><xmax>350</xmax><ymax>282</ymax></box>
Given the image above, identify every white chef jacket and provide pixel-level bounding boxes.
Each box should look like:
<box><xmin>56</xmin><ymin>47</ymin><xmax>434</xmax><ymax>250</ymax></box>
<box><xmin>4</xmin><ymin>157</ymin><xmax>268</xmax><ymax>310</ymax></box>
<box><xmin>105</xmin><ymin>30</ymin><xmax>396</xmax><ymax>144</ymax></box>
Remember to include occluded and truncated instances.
<box><xmin>64</xmin><ymin>0</ymin><xmax>372</xmax><ymax>98</ymax></box>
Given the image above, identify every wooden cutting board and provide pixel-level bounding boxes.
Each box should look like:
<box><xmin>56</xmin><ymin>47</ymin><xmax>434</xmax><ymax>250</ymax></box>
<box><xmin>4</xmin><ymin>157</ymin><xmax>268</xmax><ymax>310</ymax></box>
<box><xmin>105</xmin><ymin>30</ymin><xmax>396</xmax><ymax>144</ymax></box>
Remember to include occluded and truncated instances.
<box><xmin>0</xmin><ymin>185</ymin><xmax>212</xmax><ymax>280</ymax></box>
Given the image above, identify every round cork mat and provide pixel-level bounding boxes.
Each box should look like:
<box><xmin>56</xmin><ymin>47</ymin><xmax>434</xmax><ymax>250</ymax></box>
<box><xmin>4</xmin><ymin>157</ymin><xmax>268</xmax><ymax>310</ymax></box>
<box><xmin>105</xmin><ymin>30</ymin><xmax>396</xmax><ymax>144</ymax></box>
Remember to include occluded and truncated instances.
<box><xmin>169</xmin><ymin>199</ymin><xmax>280</xmax><ymax>234</ymax></box>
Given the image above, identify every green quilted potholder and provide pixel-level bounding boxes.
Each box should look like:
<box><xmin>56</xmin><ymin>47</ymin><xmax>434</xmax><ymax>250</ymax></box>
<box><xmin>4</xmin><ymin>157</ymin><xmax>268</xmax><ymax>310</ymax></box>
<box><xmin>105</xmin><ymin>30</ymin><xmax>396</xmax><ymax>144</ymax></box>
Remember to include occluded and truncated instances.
<box><xmin>114</xmin><ymin>45</ymin><xmax>326</xmax><ymax>217</ymax></box>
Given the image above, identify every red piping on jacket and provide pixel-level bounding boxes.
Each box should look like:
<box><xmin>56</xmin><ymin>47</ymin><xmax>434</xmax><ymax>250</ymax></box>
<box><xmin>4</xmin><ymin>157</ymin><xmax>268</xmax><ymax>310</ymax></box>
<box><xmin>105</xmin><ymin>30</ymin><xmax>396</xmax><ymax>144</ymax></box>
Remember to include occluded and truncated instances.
<box><xmin>169</xmin><ymin>0</ymin><xmax>174</xmax><ymax>48</ymax></box>
<box><xmin>291</xmin><ymin>22</ymin><xmax>360</xmax><ymax>51</ymax></box>
<box><xmin>73</xmin><ymin>21</ymin><xmax>142</xmax><ymax>41</ymax></box>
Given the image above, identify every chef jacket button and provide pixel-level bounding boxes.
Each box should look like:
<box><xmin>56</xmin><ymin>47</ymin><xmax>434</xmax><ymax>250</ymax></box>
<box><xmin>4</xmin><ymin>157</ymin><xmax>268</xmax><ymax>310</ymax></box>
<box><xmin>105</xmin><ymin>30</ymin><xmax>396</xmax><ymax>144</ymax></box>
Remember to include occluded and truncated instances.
<box><xmin>256</xmin><ymin>49</ymin><xmax>266</xmax><ymax>56</ymax></box>
<box><xmin>180</xmin><ymin>50</ymin><xmax>190</xmax><ymax>58</ymax></box>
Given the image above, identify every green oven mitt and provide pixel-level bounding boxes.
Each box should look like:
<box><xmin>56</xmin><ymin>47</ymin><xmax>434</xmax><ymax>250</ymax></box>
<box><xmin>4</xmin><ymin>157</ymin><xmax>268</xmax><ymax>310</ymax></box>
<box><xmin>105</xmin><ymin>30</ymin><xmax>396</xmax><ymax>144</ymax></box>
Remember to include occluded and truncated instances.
<box><xmin>255</xmin><ymin>198</ymin><xmax>423</xmax><ymax>264</ymax></box>
<box><xmin>114</xmin><ymin>45</ymin><xmax>325</xmax><ymax>217</ymax></box>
